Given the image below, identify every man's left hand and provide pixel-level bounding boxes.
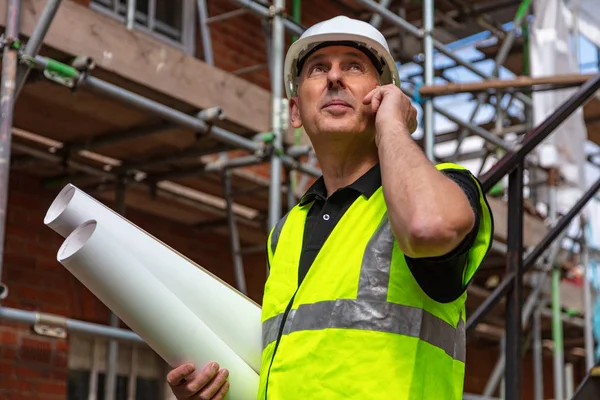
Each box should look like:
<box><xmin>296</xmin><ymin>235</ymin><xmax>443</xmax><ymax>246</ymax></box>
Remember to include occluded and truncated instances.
<box><xmin>363</xmin><ymin>84</ymin><xmax>418</xmax><ymax>143</ymax></box>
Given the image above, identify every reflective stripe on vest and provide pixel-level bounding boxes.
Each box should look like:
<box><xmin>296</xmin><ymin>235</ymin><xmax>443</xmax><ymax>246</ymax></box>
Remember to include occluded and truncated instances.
<box><xmin>262</xmin><ymin>216</ymin><xmax>466</xmax><ymax>363</ymax></box>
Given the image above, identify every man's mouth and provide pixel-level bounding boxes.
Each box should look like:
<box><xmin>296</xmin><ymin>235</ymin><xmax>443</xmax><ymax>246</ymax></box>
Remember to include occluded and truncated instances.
<box><xmin>322</xmin><ymin>99</ymin><xmax>352</xmax><ymax>110</ymax></box>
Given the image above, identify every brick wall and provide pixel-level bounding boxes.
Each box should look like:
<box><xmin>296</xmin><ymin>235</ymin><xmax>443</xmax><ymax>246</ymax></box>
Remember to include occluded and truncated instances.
<box><xmin>0</xmin><ymin>171</ymin><xmax>267</xmax><ymax>399</ymax></box>
<box><xmin>203</xmin><ymin>0</ymin><xmax>359</xmax><ymax>92</ymax></box>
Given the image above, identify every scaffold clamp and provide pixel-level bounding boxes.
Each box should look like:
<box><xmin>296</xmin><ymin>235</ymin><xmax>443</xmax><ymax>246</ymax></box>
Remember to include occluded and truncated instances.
<box><xmin>33</xmin><ymin>312</ymin><xmax>68</xmax><ymax>339</ymax></box>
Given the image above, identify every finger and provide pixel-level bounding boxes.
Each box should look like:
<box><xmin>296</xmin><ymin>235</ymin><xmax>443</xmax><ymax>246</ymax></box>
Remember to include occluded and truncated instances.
<box><xmin>173</xmin><ymin>363</ymin><xmax>220</xmax><ymax>398</ymax></box>
<box><xmin>212</xmin><ymin>381</ymin><xmax>231</xmax><ymax>400</ymax></box>
<box><xmin>167</xmin><ymin>363</ymin><xmax>196</xmax><ymax>387</ymax></box>
<box><xmin>362</xmin><ymin>86</ymin><xmax>379</xmax><ymax>105</ymax></box>
<box><xmin>195</xmin><ymin>369</ymin><xmax>229</xmax><ymax>400</ymax></box>
<box><xmin>370</xmin><ymin>90</ymin><xmax>384</xmax><ymax>113</ymax></box>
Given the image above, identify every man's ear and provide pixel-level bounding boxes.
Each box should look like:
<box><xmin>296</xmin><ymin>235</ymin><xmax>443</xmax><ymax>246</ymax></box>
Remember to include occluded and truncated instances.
<box><xmin>289</xmin><ymin>96</ymin><xmax>303</xmax><ymax>129</ymax></box>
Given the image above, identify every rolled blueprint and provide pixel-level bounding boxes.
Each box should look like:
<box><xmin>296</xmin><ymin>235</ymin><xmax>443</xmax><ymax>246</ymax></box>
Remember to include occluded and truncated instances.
<box><xmin>44</xmin><ymin>184</ymin><xmax>262</xmax><ymax>372</ymax></box>
<box><xmin>58</xmin><ymin>220</ymin><xmax>258</xmax><ymax>399</ymax></box>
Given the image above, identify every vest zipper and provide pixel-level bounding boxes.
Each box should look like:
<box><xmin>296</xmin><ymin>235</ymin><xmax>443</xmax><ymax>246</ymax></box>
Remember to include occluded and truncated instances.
<box><xmin>263</xmin><ymin>289</ymin><xmax>299</xmax><ymax>400</ymax></box>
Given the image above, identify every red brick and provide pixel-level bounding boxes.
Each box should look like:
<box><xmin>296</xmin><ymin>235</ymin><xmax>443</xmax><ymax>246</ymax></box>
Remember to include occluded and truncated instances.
<box><xmin>35</xmin><ymin>381</ymin><xmax>65</xmax><ymax>396</ymax></box>
<box><xmin>34</xmin><ymin>259</ymin><xmax>63</xmax><ymax>273</ymax></box>
<box><xmin>4</xmin><ymin>226</ymin><xmax>34</xmax><ymax>242</ymax></box>
<box><xmin>3</xmin><ymin>253</ymin><xmax>36</xmax><ymax>271</ymax></box>
<box><xmin>35</xmin><ymin>288</ymin><xmax>67</xmax><ymax>305</ymax></box>
<box><xmin>7</xmin><ymin>206</ymin><xmax>32</xmax><ymax>226</ymax></box>
<box><xmin>20</xmin><ymin>338</ymin><xmax>53</xmax><ymax>364</ymax></box>
<box><xmin>0</xmin><ymin>318</ymin><xmax>20</xmax><ymax>330</ymax></box>
<box><xmin>14</xmin><ymin>366</ymin><xmax>44</xmax><ymax>379</ymax></box>
<box><xmin>9</xmin><ymin>192</ymin><xmax>44</xmax><ymax>211</ymax></box>
<box><xmin>34</xmin><ymin>231</ymin><xmax>62</xmax><ymax>250</ymax></box>
<box><xmin>0</xmin><ymin>330</ymin><xmax>18</xmax><ymax>346</ymax></box>
<box><xmin>8</xmin><ymin>284</ymin><xmax>37</xmax><ymax>303</ymax></box>
<box><xmin>24</xmin><ymin>243</ymin><xmax>56</xmax><ymax>260</ymax></box>
<box><xmin>1</xmin><ymin>347</ymin><xmax>17</xmax><ymax>360</ymax></box>
<box><xmin>40</xmin><ymin>304</ymin><xmax>69</xmax><ymax>317</ymax></box>
<box><xmin>50</xmin><ymin>370</ymin><xmax>67</xmax><ymax>381</ymax></box>
<box><xmin>0</xmin><ymin>378</ymin><xmax>28</xmax><ymax>392</ymax></box>
<box><xmin>52</xmin><ymin>351</ymin><xmax>68</xmax><ymax>368</ymax></box>
<box><xmin>54</xmin><ymin>339</ymin><xmax>68</xmax><ymax>353</ymax></box>
<box><xmin>0</xmin><ymin>361</ymin><xmax>13</xmax><ymax>374</ymax></box>
<box><xmin>3</xmin><ymin>238</ymin><xmax>27</xmax><ymax>254</ymax></box>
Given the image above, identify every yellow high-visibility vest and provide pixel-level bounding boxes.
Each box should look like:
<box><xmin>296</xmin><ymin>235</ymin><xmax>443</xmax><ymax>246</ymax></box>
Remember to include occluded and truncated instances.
<box><xmin>258</xmin><ymin>163</ymin><xmax>493</xmax><ymax>400</ymax></box>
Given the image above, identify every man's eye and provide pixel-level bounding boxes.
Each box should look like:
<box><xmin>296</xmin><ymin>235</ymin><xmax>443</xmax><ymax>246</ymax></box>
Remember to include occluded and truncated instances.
<box><xmin>311</xmin><ymin>65</ymin><xmax>325</xmax><ymax>73</ymax></box>
<box><xmin>348</xmin><ymin>63</ymin><xmax>362</xmax><ymax>71</ymax></box>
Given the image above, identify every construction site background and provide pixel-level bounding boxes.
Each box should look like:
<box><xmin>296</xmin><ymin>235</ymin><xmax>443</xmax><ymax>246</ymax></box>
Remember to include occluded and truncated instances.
<box><xmin>0</xmin><ymin>0</ymin><xmax>598</xmax><ymax>399</ymax></box>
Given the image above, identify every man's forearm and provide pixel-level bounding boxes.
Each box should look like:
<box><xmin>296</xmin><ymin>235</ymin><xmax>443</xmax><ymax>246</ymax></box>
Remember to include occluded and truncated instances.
<box><xmin>377</xmin><ymin>127</ymin><xmax>475</xmax><ymax>258</ymax></box>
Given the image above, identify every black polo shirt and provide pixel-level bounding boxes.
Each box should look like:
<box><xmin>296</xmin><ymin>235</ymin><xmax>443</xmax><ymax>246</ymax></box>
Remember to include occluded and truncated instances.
<box><xmin>296</xmin><ymin>163</ymin><xmax>482</xmax><ymax>303</ymax></box>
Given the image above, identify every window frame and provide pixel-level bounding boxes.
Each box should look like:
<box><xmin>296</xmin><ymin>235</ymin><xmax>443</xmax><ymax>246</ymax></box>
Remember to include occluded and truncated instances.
<box><xmin>90</xmin><ymin>0</ymin><xmax>196</xmax><ymax>55</ymax></box>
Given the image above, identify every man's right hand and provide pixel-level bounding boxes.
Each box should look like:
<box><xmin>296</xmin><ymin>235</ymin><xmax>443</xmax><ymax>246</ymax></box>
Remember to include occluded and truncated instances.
<box><xmin>167</xmin><ymin>362</ymin><xmax>230</xmax><ymax>399</ymax></box>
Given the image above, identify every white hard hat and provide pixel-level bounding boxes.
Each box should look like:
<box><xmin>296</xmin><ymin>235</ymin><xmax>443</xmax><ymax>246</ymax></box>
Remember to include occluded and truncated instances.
<box><xmin>283</xmin><ymin>15</ymin><xmax>400</xmax><ymax>98</ymax></box>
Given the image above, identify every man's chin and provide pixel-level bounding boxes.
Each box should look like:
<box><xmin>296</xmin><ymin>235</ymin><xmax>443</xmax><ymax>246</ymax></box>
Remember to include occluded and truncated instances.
<box><xmin>316</xmin><ymin>116</ymin><xmax>354</xmax><ymax>130</ymax></box>
<box><xmin>316</xmin><ymin>124</ymin><xmax>364</xmax><ymax>137</ymax></box>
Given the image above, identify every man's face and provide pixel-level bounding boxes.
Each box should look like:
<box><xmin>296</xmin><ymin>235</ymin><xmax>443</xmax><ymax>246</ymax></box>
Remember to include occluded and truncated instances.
<box><xmin>289</xmin><ymin>45</ymin><xmax>381</xmax><ymax>141</ymax></box>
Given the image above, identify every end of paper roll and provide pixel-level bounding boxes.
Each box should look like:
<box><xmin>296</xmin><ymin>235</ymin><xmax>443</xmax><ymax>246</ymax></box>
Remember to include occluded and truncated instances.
<box><xmin>58</xmin><ymin>220</ymin><xmax>97</xmax><ymax>263</ymax></box>
<box><xmin>44</xmin><ymin>184</ymin><xmax>76</xmax><ymax>228</ymax></box>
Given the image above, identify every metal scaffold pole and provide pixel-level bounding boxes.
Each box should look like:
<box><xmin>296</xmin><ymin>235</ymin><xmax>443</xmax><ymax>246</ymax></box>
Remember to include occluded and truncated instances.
<box><xmin>14</xmin><ymin>0</ymin><xmax>62</xmax><ymax>98</ymax></box>
<box><xmin>105</xmin><ymin>177</ymin><xmax>127</xmax><ymax>400</ymax></box>
<box><xmin>0</xmin><ymin>306</ymin><xmax>144</xmax><ymax>343</ymax></box>
<box><xmin>197</xmin><ymin>0</ymin><xmax>215</xmax><ymax>66</ymax></box>
<box><xmin>126</xmin><ymin>0</ymin><xmax>137</xmax><ymax>30</ymax></box>
<box><xmin>581</xmin><ymin>217</ymin><xmax>595</xmax><ymax>371</ymax></box>
<box><xmin>549</xmin><ymin>167</ymin><xmax>565</xmax><ymax>400</ymax></box>
<box><xmin>422</xmin><ymin>0</ymin><xmax>435</xmax><ymax>161</ymax></box>
<box><xmin>268</xmin><ymin>0</ymin><xmax>286</xmax><ymax>231</ymax></box>
<box><xmin>223</xmin><ymin>169</ymin><xmax>247</xmax><ymax>294</ymax></box>
<box><xmin>505</xmin><ymin>162</ymin><xmax>524</xmax><ymax>400</ymax></box>
<box><xmin>533</xmin><ymin>302</ymin><xmax>544</xmax><ymax>400</ymax></box>
<box><xmin>0</xmin><ymin>0</ymin><xmax>21</xmax><ymax>300</ymax></box>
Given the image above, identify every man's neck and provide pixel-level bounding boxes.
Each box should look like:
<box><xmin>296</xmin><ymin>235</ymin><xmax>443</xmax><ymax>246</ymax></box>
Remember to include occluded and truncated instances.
<box><xmin>313</xmin><ymin>141</ymin><xmax>379</xmax><ymax>197</ymax></box>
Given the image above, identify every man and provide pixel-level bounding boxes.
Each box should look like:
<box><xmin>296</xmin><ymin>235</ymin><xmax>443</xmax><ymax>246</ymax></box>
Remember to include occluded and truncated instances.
<box><xmin>166</xmin><ymin>15</ymin><xmax>493</xmax><ymax>400</ymax></box>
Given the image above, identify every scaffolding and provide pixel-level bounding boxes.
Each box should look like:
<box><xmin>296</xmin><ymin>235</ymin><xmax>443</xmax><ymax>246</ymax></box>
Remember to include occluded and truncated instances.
<box><xmin>0</xmin><ymin>0</ymin><xmax>599</xmax><ymax>399</ymax></box>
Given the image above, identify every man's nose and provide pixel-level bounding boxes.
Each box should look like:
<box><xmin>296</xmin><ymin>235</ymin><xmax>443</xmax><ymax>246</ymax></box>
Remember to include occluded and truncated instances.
<box><xmin>327</xmin><ymin>65</ymin><xmax>345</xmax><ymax>90</ymax></box>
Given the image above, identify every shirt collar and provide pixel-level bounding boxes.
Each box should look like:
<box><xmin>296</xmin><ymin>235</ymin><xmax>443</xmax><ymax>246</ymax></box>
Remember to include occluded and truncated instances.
<box><xmin>299</xmin><ymin>163</ymin><xmax>382</xmax><ymax>206</ymax></box>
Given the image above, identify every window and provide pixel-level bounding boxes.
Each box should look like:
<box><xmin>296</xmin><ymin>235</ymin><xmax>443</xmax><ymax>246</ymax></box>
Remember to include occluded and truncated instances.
<box><xmin>91</xmin><ymin>0</ymin><xmax>195</xmax><ymax>53</ymax></box>
<box><xmin>68</xmin><ymin>370</ymin><xmax>161</xmax><ymax>400</ymax></box>
<box><xmin>67</xmin><ymin>335</ymin><xmax>170</xmax><ymax>400</ymax></box>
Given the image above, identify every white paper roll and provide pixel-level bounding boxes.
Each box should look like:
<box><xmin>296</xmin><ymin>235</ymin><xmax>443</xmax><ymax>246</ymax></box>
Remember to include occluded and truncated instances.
<box><xmin>44</xmin><ymin>184</ymin><xmax>262</xmax><ymax>373</ymax></box>
<box><xmin>58</xmin><ymin>220</ymin><xmax>258</xmax><ymax>399</ymax></box>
